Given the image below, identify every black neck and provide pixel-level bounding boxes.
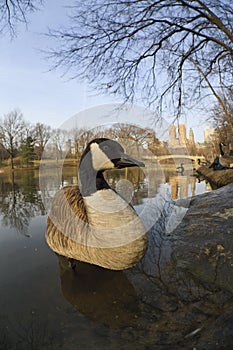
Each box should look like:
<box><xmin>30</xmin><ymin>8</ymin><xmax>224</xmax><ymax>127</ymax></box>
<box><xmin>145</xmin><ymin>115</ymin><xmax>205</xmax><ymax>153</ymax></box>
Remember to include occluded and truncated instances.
<box><xmin>219</xmin><ymin>143</ymin><xmax>224</xmax><ymax>156</ymax></box>
<box><xmin>78</xmin><ymin>157</ymin><xmax>110</xmax><ymax>197</ymax></box>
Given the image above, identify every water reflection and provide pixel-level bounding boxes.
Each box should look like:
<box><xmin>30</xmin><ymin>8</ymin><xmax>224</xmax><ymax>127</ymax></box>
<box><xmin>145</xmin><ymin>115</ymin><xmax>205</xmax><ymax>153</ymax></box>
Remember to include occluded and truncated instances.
<box><xmin>106</xmin><ymin>168</ymin><xmax>208</xmax><ymax>203</ymax></box>
<box><xmin>168</xmin><ymin>174</ymin><xmax>197</xmax><ymax>199</ymax></box>
<box><xmin>58</xmin><ymin>256</ymin><xmax>140</xmax><ymax>328</ymax></box>
<box><xmin>0</xmin><ymin>167</ymin><xmax>171</xmax><ymax>234</ymax></box>
<box><xmin>0</xmin><ymin>171</ymin><xmax>45</xmax><ymax>235</ymax></box>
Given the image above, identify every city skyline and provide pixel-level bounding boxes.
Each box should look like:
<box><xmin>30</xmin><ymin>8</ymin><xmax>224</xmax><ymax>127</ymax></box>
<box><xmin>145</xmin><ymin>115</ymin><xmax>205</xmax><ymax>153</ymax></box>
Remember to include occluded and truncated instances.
<box><xmin>168</xmin><ymin>123</ymin><xmax>213</xmax><ymax>146</ymax></box>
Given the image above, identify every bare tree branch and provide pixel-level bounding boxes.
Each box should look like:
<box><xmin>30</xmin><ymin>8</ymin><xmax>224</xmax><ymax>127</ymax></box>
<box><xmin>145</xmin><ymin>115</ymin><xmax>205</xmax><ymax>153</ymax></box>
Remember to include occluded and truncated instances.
<box><xmin>0</xmin><ymin>0</ymin><xmax>43</xmax><ymax>36</ymax></box>
<box><xmin>47</xmin><ymin>0</ymin><xmax>233</xmax><ymax>118</ymax></box>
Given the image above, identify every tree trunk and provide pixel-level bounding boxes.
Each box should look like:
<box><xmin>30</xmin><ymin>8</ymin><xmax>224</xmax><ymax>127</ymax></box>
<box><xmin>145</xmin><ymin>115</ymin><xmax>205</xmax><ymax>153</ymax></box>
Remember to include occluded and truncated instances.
<box><xmin>10</xmin><ymin>154</ymin><xmax>14</xmax><ymax>170</ymax></box>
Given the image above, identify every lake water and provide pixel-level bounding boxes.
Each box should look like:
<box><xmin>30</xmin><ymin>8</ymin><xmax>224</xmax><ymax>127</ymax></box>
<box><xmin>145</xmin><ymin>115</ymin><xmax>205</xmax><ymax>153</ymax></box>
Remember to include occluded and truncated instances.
<box><xmin>0</xmin><ymin>168</ymin><xmax>232</xmax><ymax>349</ymax></box>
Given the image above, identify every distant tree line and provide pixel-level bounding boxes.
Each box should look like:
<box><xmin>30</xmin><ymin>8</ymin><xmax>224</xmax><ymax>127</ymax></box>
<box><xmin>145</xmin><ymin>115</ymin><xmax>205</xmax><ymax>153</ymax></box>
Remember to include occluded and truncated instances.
<box><xmin>0</xmin><ymin>106</ymin><xmax>231</xmax><ymax>169</ymax></box>
<box><xmin>0</xmin><ymin>109</ymin><xmax>162</xmax><ymax>169</ymax></box>
<box><xmin>0</xmin><ymin>109</ymin><xmax>53</xmax><ymax>169</ymax></box>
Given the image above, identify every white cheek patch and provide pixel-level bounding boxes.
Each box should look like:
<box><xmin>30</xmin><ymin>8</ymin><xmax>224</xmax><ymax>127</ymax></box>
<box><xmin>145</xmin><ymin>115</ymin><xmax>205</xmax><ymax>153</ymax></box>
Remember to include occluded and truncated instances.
<box><xmin>90</xmin><ymin>143</ymin><xmax>115</xmax><ymax>170</ymax></box>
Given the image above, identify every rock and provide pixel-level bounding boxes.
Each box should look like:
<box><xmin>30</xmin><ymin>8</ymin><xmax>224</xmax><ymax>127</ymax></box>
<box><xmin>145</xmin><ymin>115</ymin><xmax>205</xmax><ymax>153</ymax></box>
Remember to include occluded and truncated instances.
<box><xmin>146</xmin><ymin>183</ymin><xmax>233</xmax><ymax>348</ymax></box>
<box><xmin>172</xmin><ymin>183</ymin><xmax>233</xmax><ymax>293</ymax></box>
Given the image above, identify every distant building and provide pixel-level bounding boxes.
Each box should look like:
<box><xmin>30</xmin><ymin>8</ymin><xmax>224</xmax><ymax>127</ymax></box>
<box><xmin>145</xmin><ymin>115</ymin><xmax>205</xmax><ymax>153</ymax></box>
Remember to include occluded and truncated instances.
<box><xmin>168</xmin><ymin>123</ymin><xmax>195</xmax><ymax>149</ymax></box>
<box><xmin>178</xmin><ymin>124</ymin><xmax>187</xmax><ymax>145</ymax></box>
<box><xmin>204</xmin><ymin>126</ymin><xmax>215</xmax><ymax>142</ymax></box>
<box><xmin>169</xmin><ymin>125</ymin><xmax>177</xmax><ymax>142</ymax></box>
<box><xmin>189</xmin><ymin>128</ymin><xmax>195</xmax><ymax>145</ymax></box>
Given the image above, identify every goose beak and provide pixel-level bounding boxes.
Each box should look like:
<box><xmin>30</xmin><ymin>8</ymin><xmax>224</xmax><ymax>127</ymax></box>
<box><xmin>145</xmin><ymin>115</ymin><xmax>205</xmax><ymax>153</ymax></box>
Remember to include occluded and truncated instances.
<box><xmin>115</xmin><ymin>153</ymin><xmax>145</xmax><ymax>169</ymax></box>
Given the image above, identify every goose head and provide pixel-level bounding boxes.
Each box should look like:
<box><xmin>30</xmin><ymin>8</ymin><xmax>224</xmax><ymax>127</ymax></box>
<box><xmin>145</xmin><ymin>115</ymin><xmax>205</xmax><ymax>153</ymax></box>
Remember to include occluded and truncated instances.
<box><xmin>80</xmin><ymin>138</ymin><xmax>144</xmax><ymax>171</ymax></box>
<box><xmin>79</xmin><ymin>138</ymin><xmax>145</xmax><ymax>196</ymax></box>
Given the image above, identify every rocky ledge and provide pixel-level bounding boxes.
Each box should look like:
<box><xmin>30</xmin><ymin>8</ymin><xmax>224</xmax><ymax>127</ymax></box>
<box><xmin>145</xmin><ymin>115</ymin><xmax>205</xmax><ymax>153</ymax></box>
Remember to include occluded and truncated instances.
<box><xmin>173</xmin><ymin>182</ymin><xmax>233</xmax><ymax>291</ymax></box>
<box><xmin>168</xmin><ymin>183</ymin><xmax>233</xmax><ymax>348</ymax></box>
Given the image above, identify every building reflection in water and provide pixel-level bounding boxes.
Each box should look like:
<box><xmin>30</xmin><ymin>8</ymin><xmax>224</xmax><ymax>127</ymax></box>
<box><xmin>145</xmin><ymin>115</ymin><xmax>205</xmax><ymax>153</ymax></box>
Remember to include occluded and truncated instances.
<box><xmin>167</xmin><ymin>174</ymin><xmax>207</xmax><ymax>200</ymax></box>
<box><xmin>169</xmin><ymin>175</ymin><xmax>191</xmax><ymax>200</ymax></box>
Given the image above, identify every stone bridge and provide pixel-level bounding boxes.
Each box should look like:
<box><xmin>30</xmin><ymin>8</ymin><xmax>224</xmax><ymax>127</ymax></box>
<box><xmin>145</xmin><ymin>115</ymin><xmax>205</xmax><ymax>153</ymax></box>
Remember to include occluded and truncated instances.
<box><xmin>143</xmin><ymin>154</ymin><xmax>206</xmax><ymax>162</ymax></box>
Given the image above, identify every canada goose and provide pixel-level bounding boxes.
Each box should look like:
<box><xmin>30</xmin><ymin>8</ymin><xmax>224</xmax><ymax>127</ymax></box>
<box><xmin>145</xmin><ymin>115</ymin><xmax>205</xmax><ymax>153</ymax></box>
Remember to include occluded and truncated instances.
<box><xmin>176</xmin><ymin>163</ymin><xmax>185</xmax><ymax>175</ymax></box>
<box><xmin>219</xmin><ymin>142</ymin><xmax>233</xmax><ymax>168</ymax></box>
<box><xmin>209</xmin><ymin>156</ymin><xmax>221</xmax><ymax>170</ymax></box>
<box><xmin>197</xmin><ymin>158</ymin><xmax>209</xmax><ymax>166</ymax></box>
<box><xmin>46</xmin><ymin>138</ymin><xmax>148</xmax><ymax>270</ymax></box>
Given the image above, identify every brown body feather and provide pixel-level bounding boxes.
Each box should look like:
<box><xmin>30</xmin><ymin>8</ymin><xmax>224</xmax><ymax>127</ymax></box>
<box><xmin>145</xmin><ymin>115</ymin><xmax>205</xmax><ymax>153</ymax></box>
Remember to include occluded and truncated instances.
<box><xmin>46</xmin><ymin>185</ymin><xmax>148</xmax><ymax>270</ymax></box>
<box><xmin>219</xmin><ymin>143</ymin><xmax>233</xmax><ymax>168</ymax></box>
<box><xmin>219</xmin><ymin>155</ymin><xmax>233</xmax><ymax>168</ymax></box>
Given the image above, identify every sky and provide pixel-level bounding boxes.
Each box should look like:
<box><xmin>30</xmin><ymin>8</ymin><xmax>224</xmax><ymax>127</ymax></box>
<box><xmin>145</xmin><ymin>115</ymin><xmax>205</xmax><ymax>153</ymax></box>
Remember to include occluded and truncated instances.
<box><xmin>0</xmin><ymin>0</ymin><xmax>212</xmax><ymax>142</ymax></box>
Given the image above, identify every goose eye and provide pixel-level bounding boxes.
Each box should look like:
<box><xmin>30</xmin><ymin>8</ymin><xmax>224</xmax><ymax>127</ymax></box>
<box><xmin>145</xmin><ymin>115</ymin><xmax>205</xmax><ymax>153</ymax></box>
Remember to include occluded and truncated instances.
<box><xmin>102</xmin><ymin>145</ymin><xmax>109</xmax><ymax>151</ymax></box>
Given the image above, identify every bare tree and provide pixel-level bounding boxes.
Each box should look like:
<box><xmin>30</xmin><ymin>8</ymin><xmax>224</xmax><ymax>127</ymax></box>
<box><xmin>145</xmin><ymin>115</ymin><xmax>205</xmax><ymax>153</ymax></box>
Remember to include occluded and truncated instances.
<box><xmin>51</xmin><ymin>128</ymin><xmax>70</xmax><ymax>161</ymax></box>
<box><xmin>0</xmin><ymin>0</ymin><xmax>43</xmax><ymax>36</ymax></box>
<box><xmin>0</xmin><ymin>109</ymin><xmax>25</xmax><ymax>169</ymax></box>
<box><xmin>71</xmin><ymin>127</ymin><xmax>105</xmax><ymax>159</ymax></box>
<box><xmin>33</xmin><ymin>122</ymin><xmax>51</xmax><ymax>160</ymax></box>
<box><xmin>211</xmin><ymin>90</ymin><xmax>233</xmax><ymax>149</ymax></box>
<box><xmin>48</xmin><ymin>0</ymin><xmax>233</xmax><ymax>118</ymax></box>
<box><xmin>107</xmin><ymin>123</ymin><xmax>157</xmax><ymax>157</ymax></box>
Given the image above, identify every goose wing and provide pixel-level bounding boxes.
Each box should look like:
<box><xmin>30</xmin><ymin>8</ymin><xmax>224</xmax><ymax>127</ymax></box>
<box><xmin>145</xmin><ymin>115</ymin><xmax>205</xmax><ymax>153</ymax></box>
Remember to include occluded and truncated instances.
<box><xmin>49</xmin><ymin>185</ymin><xmax>88</xmax><ymax>222</ymax></box>
<box><xmin>46</xmin><ymin>185</ymin><xmax>89</xmax><ymax>256</ymax></box>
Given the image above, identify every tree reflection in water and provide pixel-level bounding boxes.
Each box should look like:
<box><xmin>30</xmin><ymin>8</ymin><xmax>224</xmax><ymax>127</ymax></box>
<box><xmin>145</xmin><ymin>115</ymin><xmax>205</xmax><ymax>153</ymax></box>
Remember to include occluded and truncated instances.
<box><xmin>0</xmin><ymin>171</ymin><xmax>45</xmax><ymax>235</ymax></box>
